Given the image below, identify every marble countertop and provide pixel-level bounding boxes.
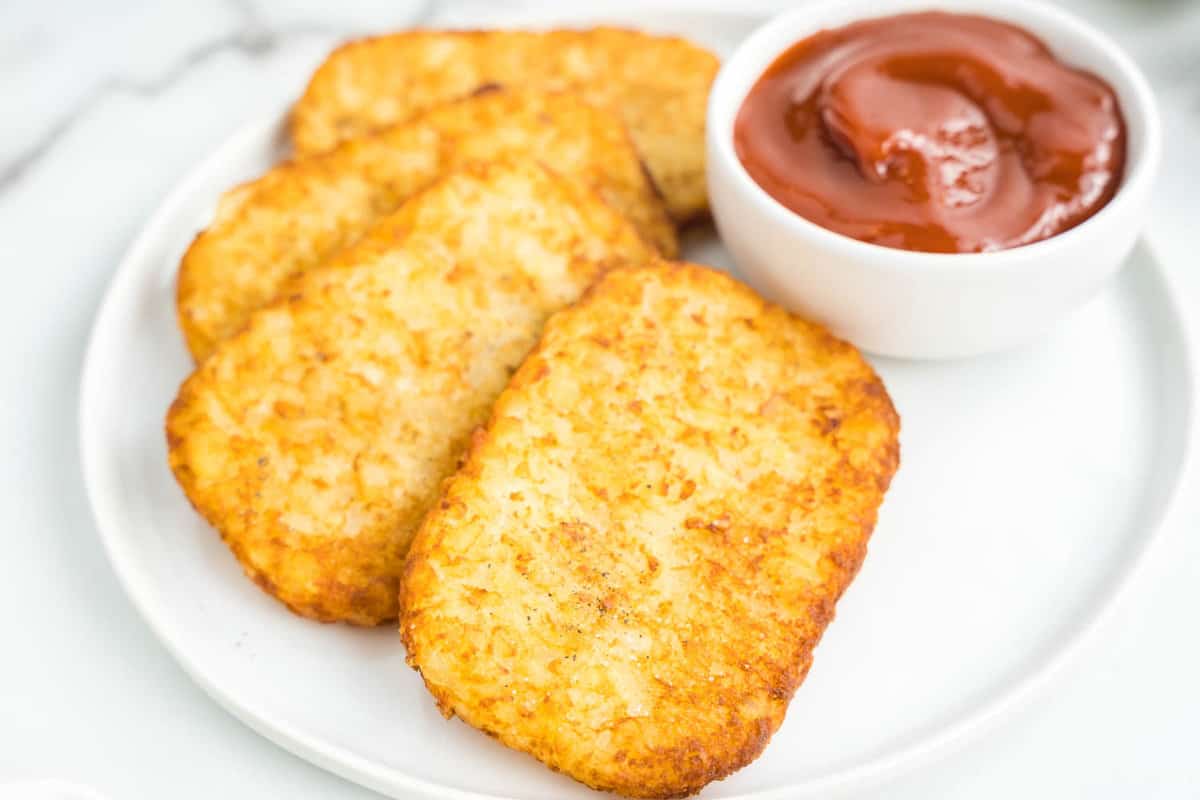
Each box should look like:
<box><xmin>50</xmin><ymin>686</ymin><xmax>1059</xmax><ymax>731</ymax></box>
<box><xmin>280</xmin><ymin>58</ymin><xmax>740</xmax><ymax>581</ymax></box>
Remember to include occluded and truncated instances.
<box><xmin>1</xmin><ymin>1</ymin><xmax>1197</xmax><ymax>798</ymax></box>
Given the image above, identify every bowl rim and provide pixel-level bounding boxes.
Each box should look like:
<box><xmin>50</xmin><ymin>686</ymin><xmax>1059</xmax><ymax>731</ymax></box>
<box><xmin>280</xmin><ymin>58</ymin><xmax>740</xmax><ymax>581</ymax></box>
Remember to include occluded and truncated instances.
<box><xmin>706</xmin><ymin>0</ymin><xmax>1163</xmax><ymax>271</ymax></box>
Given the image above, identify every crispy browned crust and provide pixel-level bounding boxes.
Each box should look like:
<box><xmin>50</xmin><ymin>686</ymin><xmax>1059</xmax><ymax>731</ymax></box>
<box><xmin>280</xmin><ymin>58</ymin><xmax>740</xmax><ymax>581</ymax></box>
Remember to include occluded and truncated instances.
<box><xmin>166</xmin><ymin>160</ymin><xmax>657</xmax><ymax>625</ymax></box>
<box><xmin>289</xmin><ymin>28</ymin><xmax>719</xmax><ymax>222</ymax></box>
<box><xmin>400</xmin><ymin>262</ymin><xmax>900</xmax><ymax>797</ymax></box>
<box><xmin>178</xmin><ymin>88</ymin><xmax>676</xmax><ymax>362</ymax></box>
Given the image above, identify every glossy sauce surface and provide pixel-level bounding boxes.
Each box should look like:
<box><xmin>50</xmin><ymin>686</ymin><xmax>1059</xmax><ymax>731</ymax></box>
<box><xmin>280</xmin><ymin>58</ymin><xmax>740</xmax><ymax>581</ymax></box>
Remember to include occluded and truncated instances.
<box><xmin>734</xmin><ymin>12</ymin><xmax>1126</xmax><ymax>253</ymax></box>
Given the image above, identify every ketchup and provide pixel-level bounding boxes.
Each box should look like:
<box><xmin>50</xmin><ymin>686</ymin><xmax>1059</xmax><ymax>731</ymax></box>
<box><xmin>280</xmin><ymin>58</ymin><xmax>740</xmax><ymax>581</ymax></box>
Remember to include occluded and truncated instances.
<box><xmin>734</xmin><ymin>12</ymin><xmax>1126</xmax><ymax>253</ymax></box>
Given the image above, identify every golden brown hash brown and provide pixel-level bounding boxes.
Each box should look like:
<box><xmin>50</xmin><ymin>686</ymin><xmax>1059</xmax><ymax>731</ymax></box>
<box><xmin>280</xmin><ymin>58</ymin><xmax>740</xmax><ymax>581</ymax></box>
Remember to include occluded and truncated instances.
<box><xmin>290</xmin><ymin>28</ymin><xmax>719</xmax><ymax>222</ymax></box>
<box><xmin>178</xmin><ymin>88</ymin><xmax>675</xmax><ymax>362</ymax></box>
<box><xmin>167</xmin><ymin>159</ymin><xmax>657</xmax><ymax>625</ymax></box>
<box><xmin>401</xmin><ymin>262</ymin><xmax>900</xmax><ymax>798</ymax></box>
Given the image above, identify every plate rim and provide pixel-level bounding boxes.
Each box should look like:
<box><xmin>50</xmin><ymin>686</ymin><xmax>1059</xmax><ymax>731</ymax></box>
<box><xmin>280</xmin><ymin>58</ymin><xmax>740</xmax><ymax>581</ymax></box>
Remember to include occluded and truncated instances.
<box><xmin>79</xmin><ymin>104</ymin><xmax>1199</xmax><ymax>800</ymax></box>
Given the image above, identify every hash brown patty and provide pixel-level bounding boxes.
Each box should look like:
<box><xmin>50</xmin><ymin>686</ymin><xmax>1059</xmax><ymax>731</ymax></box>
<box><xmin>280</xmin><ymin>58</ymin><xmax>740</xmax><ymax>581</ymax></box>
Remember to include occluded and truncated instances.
<box><xmin>178</xmin><ymin>88</ymin><xmax>675</xmax><ymax>361</ymax></box>
<box><xmin>167</xmin><ymin>159</ymin><xmax>656</xmax><ymax>625</ymax></box>
<box><xmin>401</xmin><ymin>262</ymin><xmax>900</xmax><ymax>797</ymax></box>
<box><xmin>290</xmin><ymin>28</ymin><xmax>719</xmax><ymax>222</ymax></box>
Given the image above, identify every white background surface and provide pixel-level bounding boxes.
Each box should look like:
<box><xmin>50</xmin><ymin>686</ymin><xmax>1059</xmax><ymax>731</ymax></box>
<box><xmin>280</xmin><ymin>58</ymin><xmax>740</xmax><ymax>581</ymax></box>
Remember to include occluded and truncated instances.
<box><xmin>2</xmin><ymin>1</ymin><xmax>1198</xmax><ymax>798</ymax></box>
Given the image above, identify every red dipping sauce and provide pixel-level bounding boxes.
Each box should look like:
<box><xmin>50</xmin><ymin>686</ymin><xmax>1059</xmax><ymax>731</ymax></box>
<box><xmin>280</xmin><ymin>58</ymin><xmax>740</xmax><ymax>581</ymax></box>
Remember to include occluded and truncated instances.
<box><xmin>734</xmin><ymin>12</ymin><xmax>1127</xmax><ymax>253</ymax></box>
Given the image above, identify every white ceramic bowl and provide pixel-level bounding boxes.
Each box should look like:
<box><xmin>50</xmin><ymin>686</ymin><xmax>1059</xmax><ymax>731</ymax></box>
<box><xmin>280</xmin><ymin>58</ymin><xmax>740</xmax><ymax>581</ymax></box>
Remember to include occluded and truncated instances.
<box><xmin>707</xmin><ymin>0</ymin><xmax>1161</xmax><ymax>359</ymax></box>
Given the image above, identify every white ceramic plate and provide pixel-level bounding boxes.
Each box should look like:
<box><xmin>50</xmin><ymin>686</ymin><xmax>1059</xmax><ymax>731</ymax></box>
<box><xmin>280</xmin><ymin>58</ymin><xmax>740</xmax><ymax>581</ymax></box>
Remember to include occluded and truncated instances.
<box><xmin>79</xmin><ymin>7</ymin><xmax>1196</xmax><ymax>800</ymax></box>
